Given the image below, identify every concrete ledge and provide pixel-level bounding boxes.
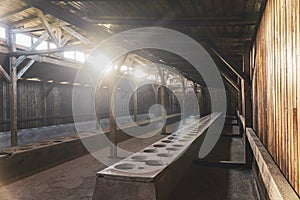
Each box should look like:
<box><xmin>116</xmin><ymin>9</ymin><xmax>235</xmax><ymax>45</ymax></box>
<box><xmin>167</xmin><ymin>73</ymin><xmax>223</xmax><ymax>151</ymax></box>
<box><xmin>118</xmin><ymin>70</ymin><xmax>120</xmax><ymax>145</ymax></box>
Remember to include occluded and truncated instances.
<box><xmin>0</xmin><ymin>114</ymin><xmax>181</xmax><ymax>186</ymax></box>
<box><xmin>93</xmin><ymin>113</ymin><xmax>221</xmax><ymax>200</ymax></box>
<box><xmin>246</xmin><ymin>128</ymin><xmax>299</xmax><ymax>200</ymax></box>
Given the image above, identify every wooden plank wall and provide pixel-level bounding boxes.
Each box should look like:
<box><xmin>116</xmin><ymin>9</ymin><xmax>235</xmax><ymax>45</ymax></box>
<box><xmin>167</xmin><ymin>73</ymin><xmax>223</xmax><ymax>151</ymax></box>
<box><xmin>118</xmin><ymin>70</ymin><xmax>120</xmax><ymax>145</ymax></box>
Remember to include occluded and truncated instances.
<box><xmin>252</xmin><ymin>0</ymin><xmax>300</xmax><ymax>195</ymax></box>
<box><xmin>0</xmin><ymin>80</ymin><xmax>91</xmax><ymax>131</ymax></box>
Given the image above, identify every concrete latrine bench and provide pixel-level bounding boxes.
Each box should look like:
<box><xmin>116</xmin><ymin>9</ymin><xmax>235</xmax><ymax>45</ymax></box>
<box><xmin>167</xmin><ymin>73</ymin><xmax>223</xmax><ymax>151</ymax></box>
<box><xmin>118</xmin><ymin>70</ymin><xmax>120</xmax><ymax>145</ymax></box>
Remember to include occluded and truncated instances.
<box><xmin>93</xmin><ymin>113</ymin><xmax>222</xmax><ymax>200</ymax></box>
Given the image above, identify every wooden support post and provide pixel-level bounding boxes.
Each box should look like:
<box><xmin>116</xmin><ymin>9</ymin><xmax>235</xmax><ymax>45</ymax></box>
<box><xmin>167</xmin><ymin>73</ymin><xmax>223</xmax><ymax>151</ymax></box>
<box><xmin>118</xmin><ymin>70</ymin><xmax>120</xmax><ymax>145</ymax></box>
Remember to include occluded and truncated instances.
<box><xmin>9</xmin><ymin>29</ymin><xmax>17</xmax><ymax>146</ymax></box>
<box><xmin>193</xmin><ymin>83</ymin><xmax>202</xmax><ymax>116</ymax></box>
<box><xmin>133</xmin><ymin>85</ymin><xmax>138</xmax><ymax>122</ymax></box>
<box><xmin>181</xmin><ymin>78</ymin><xmax>186</xmax><ymax>123</ymax></box>
<box><xmin>242</xmin><ymin>47</ymin><xmax>253</xmax><ymax>166</ymax></box>
<box><xmin>243</xmin><ymin>48</ymin><xmax>253</xmax><ymax>126</ymax></box>
<box><xmin>43</xmin><ymin>82</ymin><xmax>48</xmax><ymax>126</ymax></box>
<box><xmin>95</xmin><ymin>85</ymin><xmax>101</xmax><ymax>129</ymax></box>
<box><xmin>109</xmin><ymin>68</ymin><xmax>118</xmax><ymax>158</ymax></box>
<box><xmin>157</xmin><ymin>67</ymin><xmax>170</xmax><ymax>135</ymax></box>
<box><xmin>152</xmin><ymin>85</ymin><xmax>158</xmax><ymax>105</ymax></box>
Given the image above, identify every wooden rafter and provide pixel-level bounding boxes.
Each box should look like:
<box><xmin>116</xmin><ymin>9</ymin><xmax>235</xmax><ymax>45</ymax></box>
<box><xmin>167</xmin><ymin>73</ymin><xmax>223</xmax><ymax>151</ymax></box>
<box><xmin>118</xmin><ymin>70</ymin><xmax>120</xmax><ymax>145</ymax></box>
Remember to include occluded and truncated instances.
<box><xmin>61</xmin><ymin>26</ymin><xmax>91</xmax><ymax>44</ymax></box>
<box><xmin>209</xmin><ymin>43</ymin><xmax>250</xmax><ymax>86</ymax></box>
<box><xmin>85</xmin><ymin>15</ymin><xmax>257</xmax><ymax>26</ymax></box>
<box><xmin>220</xmin><ymin>72</ymin><xmax>239</xmax><ymax>91</ymax></box>
<box><xmin>0</xmin><ymin>64</ymin><xmax>11</xmax><ymax>82</ymax></box>
<box><xmin>0</xmin><ymin>5</ymin><xmax>31</xmax><ymax>20</ymax></box>
<box><xmin>10</xmin><ymin>43</ymin><xmax>92</xmax><ymax>57</ymax></box>
<box><xmin>37</xmin><ymin>11</ymin><xmax>59</xmax><ymax>46</ymax></box>
<box><xmin>17</xmin><ymin>59</ymin><xmax>35</xmax><ymax>79</ymax></box>
<box><xmin>22</xmin><ymin>0</ymin><xmax>109</xmax><ymax>38</ymax></box>
<box><xmin>14</xmin><ymin>31</ymin><xmax>48</xmax><ymax>67</ymax></box>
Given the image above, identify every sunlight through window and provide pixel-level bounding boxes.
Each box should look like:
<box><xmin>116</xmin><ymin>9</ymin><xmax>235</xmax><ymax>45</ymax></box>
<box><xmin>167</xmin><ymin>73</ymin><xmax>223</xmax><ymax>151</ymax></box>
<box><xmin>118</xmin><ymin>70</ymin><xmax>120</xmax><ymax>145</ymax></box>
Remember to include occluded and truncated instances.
<box><xmin>16</xmin><ymin>34</ymin><xmax>31</xmax><ymax>47</ymax></box>
<box><xmin>0</xmin><ymin>26</ymin><xmax>5</xmax><ymax>39</ymax></box>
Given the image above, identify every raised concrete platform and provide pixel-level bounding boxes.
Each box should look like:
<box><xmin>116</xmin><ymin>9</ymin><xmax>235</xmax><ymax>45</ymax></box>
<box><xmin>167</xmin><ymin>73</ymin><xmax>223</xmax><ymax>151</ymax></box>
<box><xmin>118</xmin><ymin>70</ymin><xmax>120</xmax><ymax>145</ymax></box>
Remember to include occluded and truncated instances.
<box><xmin>0</xmin><ymin>116</ymin><xmax>257</xmax><ymax>200</ymax></box>
<box><xmin>0</xmin><ymin>114</ymin><xmax>154</xmax><ymax>149</ymax></box>
<box><xmin>0</xmin><ymin>114</ymin><xmax>181</xmax><ymax>186</ymax></box>
<box><xmin>93</xmin><ymin>113</ymin><xmax>221</xmax><ymax>200</ymax></box>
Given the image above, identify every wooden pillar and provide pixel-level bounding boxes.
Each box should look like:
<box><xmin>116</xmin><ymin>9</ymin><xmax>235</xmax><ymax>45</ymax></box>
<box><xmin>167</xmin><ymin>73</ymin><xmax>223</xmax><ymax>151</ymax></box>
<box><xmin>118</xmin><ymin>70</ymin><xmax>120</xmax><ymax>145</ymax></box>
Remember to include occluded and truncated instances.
<box><xmin>43</xmin><ymin>82</ymin><xmax>48</xmax><ymax>126</ymax></box>
<box><xmin>243</xmin><ymin>47</ymin><xmax>253</xmax><ymax>166</ymax></box>
<box><xmin>133</xmin><ymin>82</ymin><xmax>138</xmax><ymax>122</ymax></box>
<box><xmin>243</xmin><ymin>47</ymin><xmax>253</xmax><ymax>127</ymax></box>
<box><xmin>160</xmin><ymin>85</ymin><xmax>167</xmax><ymax>133</ymax></box>
<box><xmin>193</xmin><ymin>82</ymin><xmax>201</xmax><ymax>116</ymax></box>
<box><xmin>181</xmin><ymin>78</ymin><xmax>186</xmax><ymax>122</ymax></box>
<box><xmin>109</xmin><ymin>69</ymin><xmax>118</xmax><ymax>158</ymax></box>
<box><xmin>9</xmin><ymin>29</ymin><xmax>17</xmax><ymax>147</ymax></box>
<box><xmin>157</xmin><ymin>67</ymin><xmax>169</xmax><ymax>134</ymax></box>
<box><xmin>95</xmin><ymin>85</ymin><xmax>101</xmax><ymax>129</ymax></box>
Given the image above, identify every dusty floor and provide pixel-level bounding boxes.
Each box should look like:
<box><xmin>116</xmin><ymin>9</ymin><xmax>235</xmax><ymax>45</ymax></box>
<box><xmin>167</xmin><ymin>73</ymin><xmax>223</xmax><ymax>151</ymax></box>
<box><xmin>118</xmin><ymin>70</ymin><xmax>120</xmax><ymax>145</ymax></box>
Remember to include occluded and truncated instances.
<box><xmin>0</xmin><ymin>121</ymin><xmax>257</xmax><ymax>200</ymax></box>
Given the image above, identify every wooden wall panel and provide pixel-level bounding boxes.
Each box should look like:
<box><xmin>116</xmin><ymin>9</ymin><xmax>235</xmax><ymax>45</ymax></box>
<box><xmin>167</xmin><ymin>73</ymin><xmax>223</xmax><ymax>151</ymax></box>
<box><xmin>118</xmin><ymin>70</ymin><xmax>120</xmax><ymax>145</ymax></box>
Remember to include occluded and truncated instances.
<box><xmin>252</xmin><ymin>0</ymin><xmax>300</xmax><ymax>195</ymax></box>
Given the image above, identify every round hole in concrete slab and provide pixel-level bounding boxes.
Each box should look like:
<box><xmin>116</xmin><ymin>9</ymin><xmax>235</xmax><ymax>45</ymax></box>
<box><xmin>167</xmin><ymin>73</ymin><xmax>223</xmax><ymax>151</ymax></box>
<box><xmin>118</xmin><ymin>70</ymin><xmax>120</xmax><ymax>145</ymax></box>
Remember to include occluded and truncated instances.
<box><xmin>143</xmin><ymin>149</ymin><xmax>158</xmax><ymax>153</ymax></box>
<box><xmin>145</xmin><ymin>160</ymin><xmax>164</xmax><ymax>166</ymax></box>
<box><xmin>178</xmin><ymin>139</ymin><xmax>188</xmax><ymax>142</ymax></box>
<box><xmin>157</xmin><ymin>153</ymin><xmax>173</xmax><ymax>157</ymax></box>
<box><xmin>153</xmin><ymin>144</ymin><xmax>166</xmax><ymax>148</ymax></box>
<box><xmin>161</xmin><ymin>140</ymin><xmax>173</xmax><ymax>143</ymax></box>
<box><xmin>114</xmin><ymin>163</ymin><xmax>136</xmax><ymax>170</ymax></box>
<box><xmin>172</xmin><ymin>144</ymin><xmax>184</xmax><ymax>148</ymax></box>
<box><xmin>168</xmin><ymin>136</ymin><xmax>176</xmax><ymax>140</ymax></box>
<box><xmin>166</xmin><ymin>147</ymin><xmax>180</xmax><ymax>151</ymax></box>
<box><xmin>138</xmin><ymin>167</ymin><xmax>145</xmax><ymax>170</ymax></box>
<box><xmin>131</xmin><ymin>155</ymin><xmax>148</xmax><ymax>161</ymax></box>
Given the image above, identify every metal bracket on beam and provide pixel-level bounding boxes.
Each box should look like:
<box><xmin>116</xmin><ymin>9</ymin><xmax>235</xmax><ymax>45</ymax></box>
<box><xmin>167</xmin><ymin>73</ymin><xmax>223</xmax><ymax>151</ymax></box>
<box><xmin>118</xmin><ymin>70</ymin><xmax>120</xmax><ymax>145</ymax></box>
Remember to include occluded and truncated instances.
<box><xmin>17</xmin><ymin>59</ymin><xmax>35</xmax><ymax>79</ymax></box>
<box><xmin>0</xmin><ymin>64</ymin><xmax>11</xmax><ymax>82</ymax></box>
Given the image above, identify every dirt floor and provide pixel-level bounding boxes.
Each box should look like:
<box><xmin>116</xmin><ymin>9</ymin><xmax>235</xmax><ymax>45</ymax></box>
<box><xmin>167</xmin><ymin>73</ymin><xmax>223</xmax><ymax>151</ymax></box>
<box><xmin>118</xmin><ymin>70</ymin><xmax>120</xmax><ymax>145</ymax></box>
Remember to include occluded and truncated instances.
<box><xmin>0</xmin><ymin>121</ymin><xmax>257</xmax><ymax>200</ymax></box>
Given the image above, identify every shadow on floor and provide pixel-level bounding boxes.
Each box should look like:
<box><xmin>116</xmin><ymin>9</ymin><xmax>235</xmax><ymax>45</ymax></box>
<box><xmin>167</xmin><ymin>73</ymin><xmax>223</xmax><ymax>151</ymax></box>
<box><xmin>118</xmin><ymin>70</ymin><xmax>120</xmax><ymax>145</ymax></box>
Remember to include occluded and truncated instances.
<box><xmin>169</xmin><ymin>119</ymin><xmax>257</xmax><ymax>200</ymax></box>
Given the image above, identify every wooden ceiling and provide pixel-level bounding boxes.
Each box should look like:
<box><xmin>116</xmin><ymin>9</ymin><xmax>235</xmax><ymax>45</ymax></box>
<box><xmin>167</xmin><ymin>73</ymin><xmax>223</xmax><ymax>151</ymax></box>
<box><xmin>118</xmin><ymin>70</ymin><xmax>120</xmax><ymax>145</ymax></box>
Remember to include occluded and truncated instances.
<box><xmin>0</xmin><ymin>0</ymin><xmax>266</xmax><ymax>86</ymax></box>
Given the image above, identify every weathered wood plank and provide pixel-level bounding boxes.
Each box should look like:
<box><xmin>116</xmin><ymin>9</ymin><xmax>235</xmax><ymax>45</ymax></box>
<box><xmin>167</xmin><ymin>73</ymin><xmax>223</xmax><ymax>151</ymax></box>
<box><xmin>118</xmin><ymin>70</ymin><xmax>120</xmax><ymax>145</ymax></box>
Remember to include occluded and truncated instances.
<box><xmin>252</xmin><ymin>0</ymin><xmax>300</xmax><ymax>195</ymax></box>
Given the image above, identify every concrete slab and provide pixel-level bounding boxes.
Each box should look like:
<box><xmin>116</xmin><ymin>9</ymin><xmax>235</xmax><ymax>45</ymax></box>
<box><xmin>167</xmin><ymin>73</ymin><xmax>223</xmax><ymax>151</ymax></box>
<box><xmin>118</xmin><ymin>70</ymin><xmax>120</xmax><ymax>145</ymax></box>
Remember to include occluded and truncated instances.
<box><xmin>0</xmin><ymin>116</ymin><xmax>258</xmax><ymax>200</ymax></box>
<box><xmin>93</xmin><ymin>113</ymin><xmax>221</xmax><ymax>199</ymax></box>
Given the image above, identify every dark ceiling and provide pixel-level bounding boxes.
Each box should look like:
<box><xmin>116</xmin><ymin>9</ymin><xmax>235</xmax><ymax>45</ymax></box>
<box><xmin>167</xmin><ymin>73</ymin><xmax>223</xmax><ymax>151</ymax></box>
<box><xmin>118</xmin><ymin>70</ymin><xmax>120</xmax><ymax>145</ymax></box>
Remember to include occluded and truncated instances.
<box><xmin>0</xmin><ymin>0</ymin><xmax>266</xmax><ymax>87</ymax></box>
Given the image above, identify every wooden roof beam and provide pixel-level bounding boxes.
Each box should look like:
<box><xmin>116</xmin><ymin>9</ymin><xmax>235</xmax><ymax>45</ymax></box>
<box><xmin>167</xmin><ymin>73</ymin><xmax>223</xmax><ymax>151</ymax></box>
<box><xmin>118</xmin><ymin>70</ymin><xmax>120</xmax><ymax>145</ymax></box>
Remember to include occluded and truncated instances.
<box><xmin>61</xmin><ymin>26</ymin><xmax>92</xmax><ymax>44</ymax></box>
<box><xmin>86</xmin><ymin>15</ymin><xmax>257</xmax><ymax>26</ymax></box>
<box><xmin>220</xmin><ymin>72</ymin><xmax>239</xmax><ymax>91</ymax></box>
<box><xmin>22</xmin><ymin>0</ymin><xmax>109</xmax><ymax>39</ymax></box>
<box><xmin>0</xmin><ymin>64</ymin><xmax>11</xmax><ymax>82</ymax></box>
<box><xmin>0</xmin><ymin>5</ymin><xmax>31</xmax><ymax>21</ymax></box>
<box><xmin>209</xmin><ymin>43</ymin><xmax>250</xmax><ymax>85</ymax></box>
<box><xmin>10</xmin><ymin>43</ymin><xmax>92</xmax><ymax>57</ymax></box>
<box><xmin>13</xmin><ymin>16</ymin><xmax>39</xmax><ymax>27</ymax></box>
<box><xmin>37</xmin><ymin>11</ymin><xmax>59</xmax><ymax>46</ymax></box>
<box><xmin>17</xmin><ymin>59</ymin><xmax>35</xmax><ymax>79</ymax></box>
<box><xmin>14</xmin><ymin>32</ymin><xmax>48</xmax><ymax>67</ymax></box>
